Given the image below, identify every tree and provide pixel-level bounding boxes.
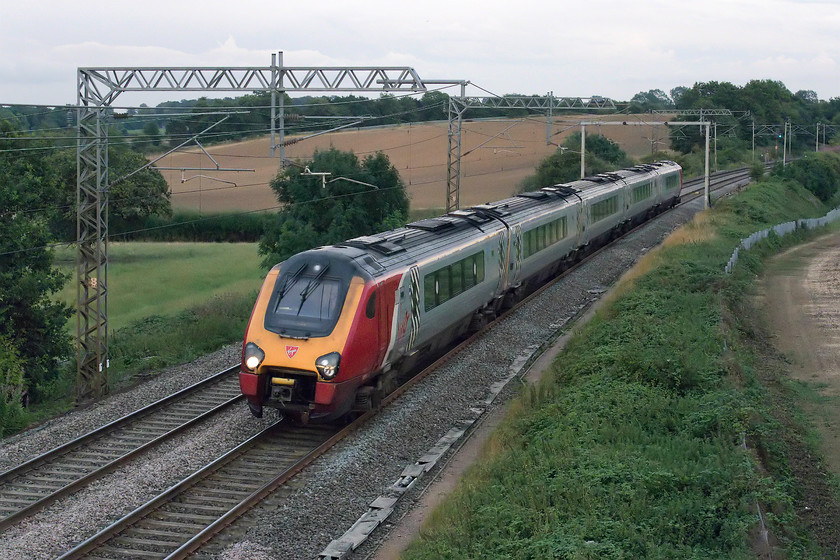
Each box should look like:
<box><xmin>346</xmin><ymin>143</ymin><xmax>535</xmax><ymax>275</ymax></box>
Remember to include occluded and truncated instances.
<box><xmin>0</xmin><ymin>120</ymin><xmax>72</xmax><ymax>402</ymax></box>
<box><xmin>795</xmin><ymin>90</ymin><xmax>819</xmax><ymax>104</ymax></box>
<box><xmin>529</xmin><ymin>133</ymin><xmax>633</xmax><ymax>187</ymax></box>
<box><xmin>419</xmin><ymin>91</ymin><xmax>449</xmax><ymax>121</ymax></box>
<box><xmin>628</xmin><ymin>89</ymin><xmax>674</xmax><ymax>113</ymax></box>
<box><xmin>48</xmin><ymin>144</ymin><xmax>172</xmax><ymax>239</ymax></box>
<box><xmin>773</xmin><ymin>152</ymin><xmax>840</xmax><ymax>202</ymax></box>
<box><xmin>259</xmin><ymin>148</ymin><xmax>409</xmax><ymax>266</ymax></box>
<box><xmin>670</xmin><ymin>86</ymin><xmax>688</xmax><ymax>108</ymax></box>
<box><xmin>140</xmin><ymin>120</ymin><xmax>162</xmax><ymax>150</ymax></box>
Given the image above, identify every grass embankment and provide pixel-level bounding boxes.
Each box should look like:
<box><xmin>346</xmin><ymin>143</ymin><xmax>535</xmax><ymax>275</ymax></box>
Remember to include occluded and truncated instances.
<box><xmin>404</xmin><ymin>166</ymin><xmax>840</xmax><ymax>558</ymax></box>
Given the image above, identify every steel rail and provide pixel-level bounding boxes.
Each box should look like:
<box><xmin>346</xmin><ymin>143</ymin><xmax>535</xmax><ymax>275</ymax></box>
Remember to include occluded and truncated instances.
<box><xmin>0</xmin><ymin>366</ymin><xmax>241</xmax><ymax>531</ymax></box>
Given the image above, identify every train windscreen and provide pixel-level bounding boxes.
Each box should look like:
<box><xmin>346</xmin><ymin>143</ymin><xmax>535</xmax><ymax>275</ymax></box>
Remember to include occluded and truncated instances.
<box><xmin>264</xmin><ymin>264</ymin><xmax>347</xmax><ymax>338</ymax></box>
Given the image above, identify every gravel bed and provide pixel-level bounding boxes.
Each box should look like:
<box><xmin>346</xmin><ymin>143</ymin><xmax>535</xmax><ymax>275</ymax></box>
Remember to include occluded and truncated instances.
<box><xmin>195</xmin><ymin>199</ymin><xmax>704</xmax><ymax>560</ymax></box>
<box><xmin>0</xmin><ymin>194</ymin><xmax>707</xmax><ymax>560</ymax></box>
<box><xmin>0</xmin><ymin>345</ymin><xmax>275</xmax><ymax>559</ymax></box>
<box><xmin>0</xmin><ymin>345</ymin><xmax>242</xmax><ymax>473</ymax></box>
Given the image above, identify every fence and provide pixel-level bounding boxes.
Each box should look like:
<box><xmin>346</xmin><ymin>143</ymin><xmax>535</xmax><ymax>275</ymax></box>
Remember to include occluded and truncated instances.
<box><xmin>724</xmin><ymin>207</ymin><xmax>840</xmax><ymax>274</ymax></box>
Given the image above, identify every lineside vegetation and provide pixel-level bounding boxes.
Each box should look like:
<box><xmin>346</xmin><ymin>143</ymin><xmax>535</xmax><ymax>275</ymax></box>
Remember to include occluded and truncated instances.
<box><xmin>403</xmin><ymin>153</ymin><xmax>840</xmax><ymax>558</ymax></box>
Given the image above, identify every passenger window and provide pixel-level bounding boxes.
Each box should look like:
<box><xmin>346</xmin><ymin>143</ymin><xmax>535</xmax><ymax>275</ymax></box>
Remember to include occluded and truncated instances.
<box><xmin>451</xmin><ymin>261</ymin><xmax>464</xmax><ymax>297</ymax></box>
<box><xmin>365</xmin><ymin>292</ymin><xmax>377</xmax><ymax>319</ymax></box>
<box><xmin>437</xmin><ymin>269</ymin><xmax>451</xmax><ymax>304</ymax></box>
<box><xmin>424</xmin><ymin>275</ymin><xmax>436</xmax><ymax>311</ymax></box>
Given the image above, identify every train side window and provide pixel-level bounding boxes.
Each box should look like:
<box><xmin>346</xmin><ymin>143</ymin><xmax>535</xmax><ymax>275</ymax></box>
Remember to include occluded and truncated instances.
<box><xmin>424</xmin><ymin>274</ymin><xmax>436</xmax><ymax>311</ymax></box>
<box><xmin>464</xmin><ymin>255</ymin><xmax>476</xmax><ymax>289</ymax></box>
<box><xmin>365</xmin><ymin>291</ymin><xmax>377</xmax><ymax>319</ymax></box>
<box><xmin>438</xmin><ymin>268</ymin><xmax>451</xmax><ymax>304</ymax></box>
<box><xmin>451</xmin><ymin>260</ymin><xmax>464</xmax><ymax>297</ymax></box>
<box><xmin>476</xmin><ymin>252</ymin><xmax>485</xmax><ymax>282</ymax></box>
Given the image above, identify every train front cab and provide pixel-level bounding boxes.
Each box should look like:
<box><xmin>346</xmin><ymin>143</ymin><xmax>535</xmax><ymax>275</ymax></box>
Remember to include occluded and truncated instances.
<box><xmin>239</xmin><ymin>250</ymin><xmax>393</xmax><ymax>421</ymax></box>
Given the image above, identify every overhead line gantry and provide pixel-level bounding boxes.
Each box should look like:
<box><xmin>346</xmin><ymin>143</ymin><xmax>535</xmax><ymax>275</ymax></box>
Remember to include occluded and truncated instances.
<box><xmin>446</xmin><ymin>94</ymin><xmax>616</xmax><ymax>212</ymax></box>
<box><xmin>75</xmin><ymin>51</ymin><xmax>463</xmax><ymax>401</ymax></box>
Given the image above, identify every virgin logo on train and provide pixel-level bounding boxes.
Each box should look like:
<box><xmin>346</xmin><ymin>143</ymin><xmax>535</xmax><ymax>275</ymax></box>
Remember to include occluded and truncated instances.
<box><xmin>285</xmin><ymin>346</ymin><xmax>299</xmax><ymax>358</ymax></box>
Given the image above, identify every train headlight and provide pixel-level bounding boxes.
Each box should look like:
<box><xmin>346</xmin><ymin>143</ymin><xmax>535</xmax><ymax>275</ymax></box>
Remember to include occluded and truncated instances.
<box><xmin>244</xmin><ymin>342</ymin><xmax>266</xmax><ymax>372</ymax></box>
<box><xmin>315</xmin><ymin>352</ymin><xmax>341</xmax><ymax>380</ymax></box>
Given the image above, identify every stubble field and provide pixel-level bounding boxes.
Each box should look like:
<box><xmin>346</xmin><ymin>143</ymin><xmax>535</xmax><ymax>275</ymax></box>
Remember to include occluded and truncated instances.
<box><xmin>155</xmin><ymin>115</ymin><xmax>672</xmax><ymax>214</ymax></box>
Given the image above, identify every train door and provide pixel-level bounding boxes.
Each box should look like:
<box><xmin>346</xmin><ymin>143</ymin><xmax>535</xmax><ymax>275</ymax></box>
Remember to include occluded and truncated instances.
<box><xmin>389</xmin><ymin>266</ymin><xmax>421</xmax><ymax>363</ymax></box>
<box><xmin>509</xmin><ymin>224</ymin><xmax>523</xmax><ymax>286</ymax></box>
<box><xmin>375</xmin><ymin>282</ymin><xmax>390</xmax><ymax>365</ymax></box>
<box><xmin>495</xmin><ymin>230</ymin><xmax>510</xmax><ymax>293</ymax></box>
<box><xmin>577</xmin><ymin>200</ymin><xmax>587</xmax><ymax>244</ymax></box>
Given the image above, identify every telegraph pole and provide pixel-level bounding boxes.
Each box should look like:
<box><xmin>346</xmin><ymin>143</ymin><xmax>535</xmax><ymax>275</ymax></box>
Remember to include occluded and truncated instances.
<box><xmin>783</xmin><ymin>121</ymin><xmax>788</xmax><ymax>166</ymax></box>
<box><xmin>580</xmin><ymin>123</ymin><xmax>586</xmax><ymax>178</ymax></box>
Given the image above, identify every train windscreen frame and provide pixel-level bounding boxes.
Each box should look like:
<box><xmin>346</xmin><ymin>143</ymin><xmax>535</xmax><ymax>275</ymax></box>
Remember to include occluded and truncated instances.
<box><xmin>263</xmin><ymin>263</ymin><xmax>350</xmax><ymax>338</ymax></box>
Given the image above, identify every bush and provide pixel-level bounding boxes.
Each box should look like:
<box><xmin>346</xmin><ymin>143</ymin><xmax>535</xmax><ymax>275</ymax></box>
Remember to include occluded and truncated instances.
<box><xmin>749</xmin><ymin>161</ymin><xmax>766</xmax><ymax>182</ymax></box>
<box><xmin>118</xmin><ymin>211</ymin><xmax>272</xmax><ymax>242</ymax></box>
<box><xmin>0</xmin><ymin>335</ymin><xmax>29</xmax><ymax>437</ymax></box>
<box><xmin>772</xmin><ymin>152</ymin><xmax>840</xmax><ymax>202</ymax></box>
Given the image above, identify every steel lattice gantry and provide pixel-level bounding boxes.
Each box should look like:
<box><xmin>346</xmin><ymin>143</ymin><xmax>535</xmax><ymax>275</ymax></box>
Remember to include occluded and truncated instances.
<box><xmin>446</xmin><ymin>95</ymin><xmax>617</xmax><ymax>212</ymax></box>
<box><xmin>75</xmin><ymin>53</ymin><xmax>459</xmax><ymax>401</ymax></box>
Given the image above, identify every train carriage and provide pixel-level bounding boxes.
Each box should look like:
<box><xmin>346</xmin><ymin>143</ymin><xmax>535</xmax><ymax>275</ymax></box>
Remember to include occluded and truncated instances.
<box><xmin>240</xmin><ymin>160</ymin><xmax>682</xmax><ymax>421</ymax></box>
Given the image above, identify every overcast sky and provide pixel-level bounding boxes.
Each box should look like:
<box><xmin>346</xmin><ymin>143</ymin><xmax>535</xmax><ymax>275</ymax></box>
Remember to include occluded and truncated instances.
<box><xmin>1</xmin><ymin>0</ymin><xmax>838</xmax><ymax>107</ymax></box>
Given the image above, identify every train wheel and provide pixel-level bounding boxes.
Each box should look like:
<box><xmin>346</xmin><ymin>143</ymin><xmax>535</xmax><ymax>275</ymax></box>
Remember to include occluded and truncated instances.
<box><xmin>469</xmin><ymin>308</ymin><xmax>494</xmax><ymax>332</ymax></box>
<box><xmin>377</xmin><ymin>371</ymin><xmax>399</xmax><ymax>399</ymax></box>
<box><xmin>502</xmin><ymin>287</ymin><xmax>523</xmax><ymax>310</ymax></box>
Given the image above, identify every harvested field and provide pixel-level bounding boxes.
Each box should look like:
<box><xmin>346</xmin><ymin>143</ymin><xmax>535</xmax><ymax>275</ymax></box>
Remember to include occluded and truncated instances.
<box><xmin>155</xmin><ymin>115</ymin><xmax>673</xmax><ymax>214</ymax></box>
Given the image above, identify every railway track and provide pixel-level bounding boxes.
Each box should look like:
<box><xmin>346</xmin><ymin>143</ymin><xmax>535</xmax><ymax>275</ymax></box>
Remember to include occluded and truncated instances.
<box><xmin>59</xmin><ymin>421</ymin><xmax>340</xmax><ymax>559</ymax></box>
<box><xmin>682</xmin><ymin>166</ymin><xmax>752</xmax><ymax>200</ymax></box>
<box><xmin>53</xmin><ymin>167</ymin><xmax>757</xmax><ymax>559</ymax></box>
<box><xmin>0</xmin><ymin>366</ymin><xmax>243</xmax><ymax>532</ymax></box>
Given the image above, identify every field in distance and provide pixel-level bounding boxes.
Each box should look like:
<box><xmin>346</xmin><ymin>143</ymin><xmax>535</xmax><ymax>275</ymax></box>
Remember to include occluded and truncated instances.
<box><xmin>155</xmin><ymin>116</ymin><xmax>671</xmax><ymax>214</ymax></box>
<box><xmin>54</xmin><ymin>243</ymin><xmax>263</xmax><ymax>332</ymax></box>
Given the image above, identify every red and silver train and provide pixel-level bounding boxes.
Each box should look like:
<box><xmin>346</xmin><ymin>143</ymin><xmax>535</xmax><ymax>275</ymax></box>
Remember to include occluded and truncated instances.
<box><xmin>240</xmin><ymin>161</ymin><xmax>683</xmax><ymax>420</ymax></box>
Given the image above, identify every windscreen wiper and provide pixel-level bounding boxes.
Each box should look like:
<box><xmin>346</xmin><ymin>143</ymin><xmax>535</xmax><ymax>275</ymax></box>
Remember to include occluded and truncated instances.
<box><xmin>296</xmin><ymin>264</ymin><xmax>330</xmax><ymax>314</ymax></box>
<box><xmin>273</xmin><ymin>263</ymin><xmax>307</xmax><ymax>313</ymax></box>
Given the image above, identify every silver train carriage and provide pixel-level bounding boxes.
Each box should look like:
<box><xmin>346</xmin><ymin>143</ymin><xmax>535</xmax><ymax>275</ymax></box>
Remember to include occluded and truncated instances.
<box><xmin>240</xmin><ymin>161</ymin><xmax>682</xmax><ymax>419</ymax></box>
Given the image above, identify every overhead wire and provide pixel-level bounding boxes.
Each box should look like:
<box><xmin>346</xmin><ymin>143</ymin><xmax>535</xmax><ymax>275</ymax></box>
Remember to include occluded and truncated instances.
<box><xmin>1</xmin><ymin>83</ymin><xmax>550</xmax><ymax>255</ymax></box>
<box><xmin>0</xmin><ymin>100</ymin><xmax>450</xmax><ymax>155</ymax></box>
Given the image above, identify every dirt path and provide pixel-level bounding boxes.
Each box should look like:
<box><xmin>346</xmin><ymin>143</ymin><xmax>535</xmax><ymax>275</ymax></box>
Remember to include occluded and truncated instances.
<box><xmin>757</xmin><ymin>231</ymin><xmax>840</xmax><ymax>476</ymax></box>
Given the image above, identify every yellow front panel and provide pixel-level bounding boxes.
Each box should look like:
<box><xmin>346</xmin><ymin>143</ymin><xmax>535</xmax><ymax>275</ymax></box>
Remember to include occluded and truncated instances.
<box><xmin>247</xmin><ymin>272</ymin><xmax>364</xmax><ymax>379</ymax></box>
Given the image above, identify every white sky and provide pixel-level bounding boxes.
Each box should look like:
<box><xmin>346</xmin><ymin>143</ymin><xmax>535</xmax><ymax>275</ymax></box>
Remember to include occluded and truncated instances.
<box><xmin>1</xmin><ymin>0</ymin><xmax>838</xmax><ymax>107</ymax></box>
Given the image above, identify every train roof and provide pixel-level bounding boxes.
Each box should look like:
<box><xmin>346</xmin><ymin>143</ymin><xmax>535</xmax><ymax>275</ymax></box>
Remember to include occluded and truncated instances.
<box><xmin>319</xmin><ymin>160</ymin><xmax>681</xmax><ymax>276</ymax></box>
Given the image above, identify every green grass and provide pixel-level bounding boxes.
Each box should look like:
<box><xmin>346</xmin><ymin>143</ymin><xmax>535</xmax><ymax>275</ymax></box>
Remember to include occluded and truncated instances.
<box><xmin>403</xmin><ymin>170</ymin><xmax>840</xmax><ymax>558</ymax></box>
<box><xmin>12</xmin><ymin>242</ymin><xmax>267</xmax><ymax>428</ymax></box>
<box><xmin>54</xmin><ymin>242</ymin><xmax>263</xmax><ymax>332</ymax></box>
